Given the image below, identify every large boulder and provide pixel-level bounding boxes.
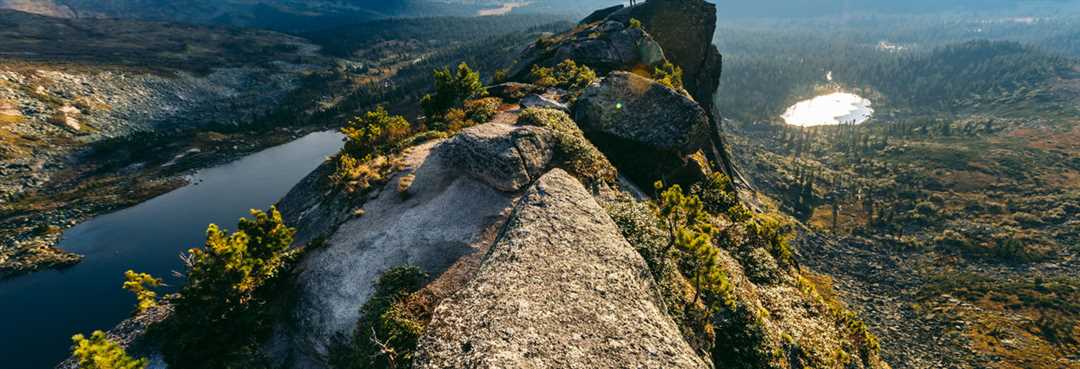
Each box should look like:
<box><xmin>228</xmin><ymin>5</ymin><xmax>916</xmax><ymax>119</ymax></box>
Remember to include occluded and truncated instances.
<box><xmin>507</xmin><ymin>19</ymin><xmax>666</xmax><ymax>82</ymax></box>
<box><xmin>607</xmin><ymin>0</ymin><xmax>724</xmax><ymax>113</ymax></box>
<box><xmin>574</xmin><ymin>71</ymin><xmax>709</xmax><ymax>152</ymax></box>
<box><xmin>573</xmin><ymin>71</ymin><xmax>711</xmax><ymax>186</ymax></box>
<box><xmin>443</xmin><ymin>123</ymin><xmax>556</xmax><ymax>192</ymax></box>
<box><xmin>414</xmin><ymin>169</ymin><xmax>709</xmax><ymax>369</ymax></box>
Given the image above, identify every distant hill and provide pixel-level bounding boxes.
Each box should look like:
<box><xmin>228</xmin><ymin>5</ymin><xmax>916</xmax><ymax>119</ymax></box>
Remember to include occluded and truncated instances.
<box><xmin>0</xmin><ymin>0</ymin><xmax>492</xmax><ymax>32</ymax></box>
<box><xmin>712</xmin><ymin>0</ymin><xmax>1080</xmax><ymax>18</ymax></box>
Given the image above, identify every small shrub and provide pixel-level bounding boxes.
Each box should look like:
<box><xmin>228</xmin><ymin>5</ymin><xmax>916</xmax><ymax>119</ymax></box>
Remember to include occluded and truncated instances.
<box><xmin>329</xmin><ymin>153</ymin><xmax>400</xmax><ymax>194</ymax></box>
<box><xmin>463</xmin><ymin>97</ymin><xmax>501</xmax><ymax>123</ymax></box>
<box><xmin>443</xmin><ymin>108</ymin><xmax>472</xmax><ymax>133</ymax></box>
<box><xmin>744</xmin><ymin>247</ymin><xmax>782</xmax><ymax>284</ymax></box>
<box><xmin>746</xmin><ymin>213</ymin><xmax>795</xmax><ymax>268</ymax></box>
<box><xmin>676</xmin><ymin>225</ymin><xmax>734</xmax><ymax>310</ymax></box>
<box><xmin>529</xmin><ymin>59</ymin><xmax>598</xmax><ymax>90</ymax></box>
<box><xmin>654</xmin><ymin>61</ymin><xmax>684</xmax><ymax>90</ymax></box>
<box><xmin>712</xmin><ymin>304</ymin><xmax>783</xmax><ymax>369</ymax></box>
<box><xmin>691</xmin><ymin>172</ymin><xmax>740</xmax><ymax>215</ymax></box>
<box><xmin>397</xmin><ymin>174</ymin><xmax>416</xmax><ymax>198</ymax></box>
<box><xmin>655</xmin><ymin>182</ymin><xmax>733</xmax><ymax>310</ymax></box>
<box><xmin>993</xmin><ymin>237</ymin><xmax>1032</xmax><ymax>261</ymax></box>
<box><xmin>727</xmin><ymin>203</ymin><xmax>754</xmax><ymax>223</ymax></box>
<box><xmin>71</xmin><ymin>331</ymin><xmax>147</xmax><ymax>369</ymax></box>
<box><xmin>603</xmin><ymin>196</ymin><xmax>668</xmax><ymax>275</ymax></box>
<box><xmin>330</xmin><ymin>266</ymin><xmax>430</xmax><ymax>369</ymax></box>
<box><xmin>1036</xmin><ymin>313</ymin><xmax>1078</xmax><ymax>346</ymax></box>
<box><xmin>936</xmin><ymin>229</ymin><xmax>972</xmax><ymax>251</ymax></box>
<box><xmin>341</xmin><ymin>106</ymin><xmax>411</xmax><ymax>159</ymax></box>
<box><xmin>914</xmin><ymin>201</ymin><xmax>938</xmax><ymax>216</ymax></box>
<box><xmin>34</xmin><ymin>223</ymin><xmax>63</xmax><ymax>236</ymax></box>
<box><xmin>535</xmin><ymin>35</ymin><xmax>556</xmax><ymax>48</ymax></box>
<box><xmin>122</xmin><ymin>270</ymin><xmax>162</xmax><ymax>314</ymax></box>
<box><xmin>492</xmin><ymin>69</ymin><xmax>509</xmax><ymax>84</ymax></box>
<box><xmin>1011</xmin><ymin>211</ymin><xmax>1041</xmax><ymax>226</ymax></box>
<box><xmin>529</xmin><ymin>64</ymin><xmax>559</xmax><ymax>88</ymax></box>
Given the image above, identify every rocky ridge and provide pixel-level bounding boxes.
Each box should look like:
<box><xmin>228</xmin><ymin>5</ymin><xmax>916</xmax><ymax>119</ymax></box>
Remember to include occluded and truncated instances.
<box><xmin>414</xmin><ymin>169</ymin><xmax>709</xmax><ymax>369</ymax></box>
<box><xmin>71</xmin><ymin>2</ymin><xmax>893</xmax><ymax>369</ymax></box>
<box><xmin>264</xmin><ymin>2</ymin><xmax>889</xmax><ymax>369</ymax></box>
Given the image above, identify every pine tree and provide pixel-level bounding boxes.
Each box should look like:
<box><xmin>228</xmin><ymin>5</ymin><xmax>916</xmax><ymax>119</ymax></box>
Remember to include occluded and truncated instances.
<box><xmin>122</xmin><ymin>270</ymin><xmax>161</xmax><ymax>314</ymax></box>
<box><xmin>420</xmin><ymin>62</ymin><xmax>487</xmax><ymax>126</ymax></box>
<box><xmin>162</xmin><ymin>206</ymin><xmax>299</xmax><ymax>368</ymax></box>
<box><xmin>71</xmin><ymin>331</ymin><xmax>147</xmax><ymax>369</ymax></box>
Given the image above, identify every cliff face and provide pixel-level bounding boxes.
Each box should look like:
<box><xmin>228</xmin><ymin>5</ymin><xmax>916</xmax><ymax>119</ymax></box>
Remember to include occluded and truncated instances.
<box><xmin>573</xmin><ymin>0</ymin><xmax>745</xmax><ymax>188</ymax></box>
<box><xmin>606</xmin><ymin>0</ymin><xmax>724</xmax><ymax>114</ymax></box>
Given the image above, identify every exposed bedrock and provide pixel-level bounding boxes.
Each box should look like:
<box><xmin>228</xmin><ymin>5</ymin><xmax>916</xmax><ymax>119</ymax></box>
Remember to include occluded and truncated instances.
<box><xmin>414</xmin><ymin>169</ymin><xmax>709</xmax><ymax>369</ymax></box>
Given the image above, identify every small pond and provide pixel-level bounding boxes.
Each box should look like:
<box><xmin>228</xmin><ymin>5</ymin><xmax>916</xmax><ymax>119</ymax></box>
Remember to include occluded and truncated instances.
<box><xmin>781</xmin><ymin>92</ymin><xmax>874</xmax><ymax>127</ymax></box>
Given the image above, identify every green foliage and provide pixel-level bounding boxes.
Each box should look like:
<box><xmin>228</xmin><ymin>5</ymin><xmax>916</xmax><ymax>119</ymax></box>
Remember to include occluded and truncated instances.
<box><xmin>654</xmin><ymin>181</ymin><xmax>715</xmax><ymax>253</ymax></box>
<box><xmin>71</xmin><ymin>331</ymin><xmax>147</xmax><ymax>369</ymax></box>
<box><xmin>654</xmin><ymin>182</ymin><xmax>734</xmax><ymax>311</ymax></box>
<box><xmin>654</xmin><ymin>61</ymin><xmax>684</xmax><ymax>90</ymax></box>
<box><xmin>746</xmin><ymin>213</ymin><xmax>796</xmax><ymax>268</ymax></box>
<box><xmin>603</xmin><ymin>196</ymin><xmax>670</xmax><ymax>275</ymax></box>
<box><xmin>330</xmin><ymin>266</ymin><xmax>429</xmax><ymax>369</ymax></box>
<box><xmin>438</xmin><ymin>97</ymin><xmax>502</xmax><ymax>133</ymax></box>
<box><xmin>691</xmin><ymin>173</ymin><xmax>740</xmax><ymax>215</ymax></box>
<box><xmin>122</xmin><ymin>270</ymin><xmax>161</xmax><ymax>314</ymax></box>
<box><xmin>628</xmin><ymin>18</ymin><xmax>643</xmax><ymax>30</ymax></box>
<box><xmin>421</xmin><ymin>62</ymin><xmax>488</xmax><ymax>129</ymax></box>
<box><xmin>333</xmin><ymin>106</ymin><xmax>413</xmax><ymax>194</ymax></box>
<box><xmin>341</xmin><ymin>106</ymin><xmax>411</xmax><ymax>159</ymax></box>
<box><xmin>492</xmin><ymin>68</ymin><xmax>509</xmax><ymax>84</ymax></box>
<box><xmin>158</xmin><ymin>207</ymin><xmax>299</xmax><ymax>369</ymax></box>
<box><xmin>528</xmin><ymin>59</ymin><xmax>598</xmax><ymax>90</ymax></box>
<box><xmin>676</xmin><ymin>226</ymin><xmax>734</xmax><ymax>310</ymax></box>
<box><xmin>712</xmin><ymin>305</ymin><xmax>784</xmax><ymax>369</ymax></box>
<box><xmin>464</xmin><ymin>97</ymin><xmax>501</xmax><ymax>123</ymax></box>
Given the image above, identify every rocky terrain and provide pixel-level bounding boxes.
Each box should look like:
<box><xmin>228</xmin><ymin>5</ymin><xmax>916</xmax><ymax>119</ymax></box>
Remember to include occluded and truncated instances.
<box><xmin>71</xmin><ymin>2</ymin><xmax>894</xmax><ymax>369</ymax></box>
<box><xmin>27</xmin><ymin>2</ymin><xmax>1080</xmax><ymax>369</ymax></box>
<box><xmin>0</xmin><ymin>0</ymin><xmax>538</xmax><ymax>31</ymax></box>
<box><xmin>0</xmin><ymin>10</ymin><xmax>331</xmax><ymax>278</ymax></box>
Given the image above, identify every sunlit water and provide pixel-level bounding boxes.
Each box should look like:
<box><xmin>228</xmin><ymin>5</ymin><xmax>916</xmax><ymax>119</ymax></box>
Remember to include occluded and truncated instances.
<box><xmin>781</xmin><ymin>92</ymin><xmax>874</xmax><ymax>127</ymax></box>
<box><xmin>0</xmin><ymin>130</ymin><xmax>343</xmax><ymax>369</ymax></box>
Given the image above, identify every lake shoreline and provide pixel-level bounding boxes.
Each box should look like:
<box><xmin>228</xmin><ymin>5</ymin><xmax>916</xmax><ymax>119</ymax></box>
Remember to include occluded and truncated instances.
<box><xmin>0</xmin><ymin>123</ymin><xmax>336</xmax><ymax>280</ymax></box>
<box><xmin>1</xmin><ymin>127</ymin><xmax>344</xmax><ymax>369</ymax></box>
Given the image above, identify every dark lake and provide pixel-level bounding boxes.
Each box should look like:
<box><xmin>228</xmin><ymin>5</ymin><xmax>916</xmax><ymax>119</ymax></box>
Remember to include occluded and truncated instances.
<box><xmin>0</xmin><ymin>130</ymin><xmax>343</xmax><ymax>369</ymax></box>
